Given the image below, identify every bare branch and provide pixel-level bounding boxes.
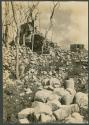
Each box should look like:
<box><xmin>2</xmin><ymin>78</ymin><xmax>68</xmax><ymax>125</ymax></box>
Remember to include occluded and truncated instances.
<box><xmin>42</xmin><ymin>2</ymin><xmax>59</xmax><ymax>54</ymax></box>
<box><xmin>50</xmin><ymin>2</ymin><xmax>58</xmax><ymax>20</ymax></box>
<box><xmin>45</xmin><ymin>2</ymin><xmax>59</xmax><ymax>38</ymax></box>
<box><xmin>27</xmin><ymin>2</ymin><xmax>39</xmax><ymax>22</ymax></box>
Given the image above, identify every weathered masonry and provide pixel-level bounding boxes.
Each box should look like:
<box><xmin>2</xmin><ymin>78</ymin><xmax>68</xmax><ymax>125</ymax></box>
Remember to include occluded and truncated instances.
<box><xmin>70</xmin><ymin>44</ymin><xmax>84</xmax><ymax>52</ymax></box>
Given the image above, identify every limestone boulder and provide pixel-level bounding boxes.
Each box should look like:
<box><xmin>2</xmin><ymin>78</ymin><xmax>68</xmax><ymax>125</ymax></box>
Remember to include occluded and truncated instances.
<box><xmin>61</xmin><ymin>88</ymin><xmax>76</xmax><ymax>105</ymax></box>
<box><xmin>18</xmin><ymin>108</ymin><xmax>34</xmax><ymax>119</ymax></box>
<box><xmin>47</xmin><ymin>93</ymin><xmax>60</xmax><ymax>101</ymax></box>
<box><xmin>75</xmin><ymin>92</ymin><xmax>88</xmax><ymax>109</ymax></box>
<box><xmin>47</xmin><ymin>99</ymin><xmax>61</xmax><ymax>111</ymax></box>
<box><xmin>34</xmin><ymin>89</ymin><xmax>52</xmax><ymax>103</ymax></box>
<box><xmin>53</xmin><ymin>108</ymin><xmax>70</xmax><ymax>121</ymax></box>
<box><xmin>19</xmin><ymin>118</ymin><xmax>30</xmax><ymax>124</ymax></box>
<box><xmin>40</xmin><ymin>114</ymin><xmax>56</xmax><ymax>122</ymax></box>
<box><xmin>53</xmin><ymin>104</ymin><xmax>79</xmax><ymax>121</ymax></box>
<box><xmin>53</xmin><ymin>88</ymin><xmax>66</xmax><ymax>97</ymax></box>
<box><xmin>65</xmin><ymin>112</ymin><xmax>84</xmax><ymax>123</ymax></box>
<box><xmin>32</xmin><ymin>101</ymin><xmax>52</xmax><ymax>115</ymax></box>
<box><xmin>50</xmin><ymin>77</ymin><xmax>61</xmax><ymax>88</ymax></box>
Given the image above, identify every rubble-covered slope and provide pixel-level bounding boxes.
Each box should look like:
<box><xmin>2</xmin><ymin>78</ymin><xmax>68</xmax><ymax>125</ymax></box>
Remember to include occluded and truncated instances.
<box><xmin>3</xmin><ymin>44</ymin><xmax>88</xmax><ymax>124</ymax></box>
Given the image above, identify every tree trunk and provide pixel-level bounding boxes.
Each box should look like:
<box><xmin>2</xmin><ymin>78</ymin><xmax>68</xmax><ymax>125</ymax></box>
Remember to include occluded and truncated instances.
<box><xmin>23</xmin><ymin>34</ymin><xmax>25</xmax><ymax>46</ymax></box>
<box><xmin>4</xmin><ymin>2</ymin><xmax>9</xmax><ymax>47</ymax></box>
<box><xmin>11</xmin><ymin>1</ymin><xmax>20</xmax><ymax>79</ymax></box>
<box><xmin>32</xmin><ymin>20</ymin><xmax>34</xmax><ymax>52</ymax></box>
<box><xmin>16</xmin><ymin>28</ymin><xmax>20</xmax><ymax>79</ymax></box>
<box><xmin>42</xmin><ymin>39</ymin><xmax>45</xmax><ymax>54</ymax></box>
<box><xmin>32</xmin><ymin>33</ymin><xmax>34</xmax><ymax>52</ymax></box>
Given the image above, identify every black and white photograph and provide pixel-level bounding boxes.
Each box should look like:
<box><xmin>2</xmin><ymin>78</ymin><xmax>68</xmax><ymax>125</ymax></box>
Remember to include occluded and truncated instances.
<box><xmin>2</xmin><ymin>1</ymin><xmax>88</xmax><ymax>124</ymax></box>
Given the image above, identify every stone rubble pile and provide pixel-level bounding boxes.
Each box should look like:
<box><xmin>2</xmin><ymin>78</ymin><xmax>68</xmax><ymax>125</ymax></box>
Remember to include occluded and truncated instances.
<box><xmin>3</xmin><ymin>45</ymin><xmax>88</xmax><ymax>123</ymax></box>
<box><xmin>17</xmin><ymin>77</ymin><xmax>88</xmax><ymax>124</ymax></box>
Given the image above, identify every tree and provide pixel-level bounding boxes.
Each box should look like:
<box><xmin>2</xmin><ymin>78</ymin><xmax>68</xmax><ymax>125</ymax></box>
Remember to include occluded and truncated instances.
<box><xmin>26</xmin><ymin>2</ymin><xmax>39</xmax><ymax>52</ymax></box>
<box><xmin>42</xmin><ymin>2</ymin><xmax>60</xmax><ymax>54</ymax></box>
<box><xmin>11</xmin><ymin>1</ymin><xmax>20</xmax><ymax>79</ymax></box>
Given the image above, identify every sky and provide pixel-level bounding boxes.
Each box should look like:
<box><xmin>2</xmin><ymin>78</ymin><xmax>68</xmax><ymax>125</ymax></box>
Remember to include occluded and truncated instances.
<box><xmin>2</xmin><ymin>1</ymin><xmax>88</xmax><ymax>50</ymax></box>
<box><xmin>38</xmin><ymin>1</ymin><xmax>88</xmax><ymax>50</ymax></box>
